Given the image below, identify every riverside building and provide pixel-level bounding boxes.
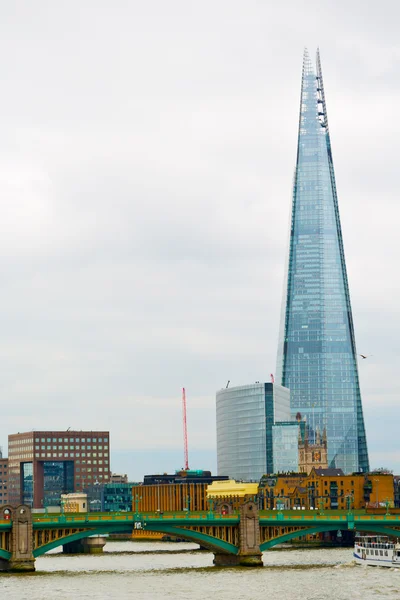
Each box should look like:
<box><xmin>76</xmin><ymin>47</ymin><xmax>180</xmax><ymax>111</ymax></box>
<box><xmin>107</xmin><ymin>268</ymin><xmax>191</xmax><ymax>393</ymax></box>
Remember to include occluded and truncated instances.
<box><xmin>216</xmin><ymin>383</ymin><xmax>291</xmax><ymax>481</ymax></box>
<box><xmin>276</xmin><ymin>49</ymin><xmax>369</xmax><ymax>473</ymax></box>
<box><xmin>8</xmin><ymin>430</ymin><xmax>110</xmax><ymax>508</ymax></box>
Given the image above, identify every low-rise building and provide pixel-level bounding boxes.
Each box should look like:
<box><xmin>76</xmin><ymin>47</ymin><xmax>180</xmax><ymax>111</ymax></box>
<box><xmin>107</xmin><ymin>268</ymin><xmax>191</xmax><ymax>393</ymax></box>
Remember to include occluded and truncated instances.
<box><xmin>137</xmin><ymin>470</ymin><xmax>229</xmax><ymax>512</ymax></box>
<box><xmin>259</xmin><ymin>469</ymin><xmax>394</xmax><ymax>510</ymax></box>
<box><xmin>61</xmin><ymin>493</ymin><xmax>88</xmax><ymax>513</ymax></box>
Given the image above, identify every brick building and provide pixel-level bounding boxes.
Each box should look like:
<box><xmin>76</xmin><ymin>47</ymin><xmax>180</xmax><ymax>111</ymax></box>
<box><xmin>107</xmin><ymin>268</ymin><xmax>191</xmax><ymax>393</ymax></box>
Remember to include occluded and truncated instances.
<box><xmin>8</xmin><ymin>431</ymin><xmax>110</xmax><ymax>508</ymax></box>
<box><xmin>0</xmin><ymin>451</ymin><xmax>8</xmax><ymax>505</ymax></box>
<box><xmin>259</xmin><ymin>469</ymin><xmax>394</xmax><ymax>510</ymax></box>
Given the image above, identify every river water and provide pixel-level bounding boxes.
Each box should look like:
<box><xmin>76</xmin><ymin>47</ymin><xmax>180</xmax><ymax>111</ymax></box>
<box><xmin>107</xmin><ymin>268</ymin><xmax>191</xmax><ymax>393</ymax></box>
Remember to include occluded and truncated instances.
<box><xmin>1</xmin><ymin>541</ymin><xmax>399</xmax><ymax>600</ymax></box>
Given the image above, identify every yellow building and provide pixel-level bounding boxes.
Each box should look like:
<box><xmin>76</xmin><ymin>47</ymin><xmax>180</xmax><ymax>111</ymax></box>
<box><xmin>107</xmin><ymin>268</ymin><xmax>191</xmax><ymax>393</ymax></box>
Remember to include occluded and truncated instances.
<box><xmin>206</xmin><ymin>480</ymin><xmax>259</xmax><ymax>499</ymax></box>
<box><xmin>61</xmin><ymin>493</ymin><xmax>88</xmax><ymax>513</ymax></box>
<box><xmin>136</xmin><ymin>482</ymin><xmax>210</xmax><ymax>513</ymax></box>
<box><xmin>259</xmin><ymin>470</ymin><xmax>394</xmax><ymax>510</ymax></box>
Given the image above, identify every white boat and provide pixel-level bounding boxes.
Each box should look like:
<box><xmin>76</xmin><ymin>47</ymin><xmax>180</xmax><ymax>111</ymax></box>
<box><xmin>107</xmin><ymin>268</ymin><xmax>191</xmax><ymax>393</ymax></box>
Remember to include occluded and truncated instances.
<box><xmin>354</xmin><ymin>535</ymin><xmax>400</xmax><ymax>568</ymax></box>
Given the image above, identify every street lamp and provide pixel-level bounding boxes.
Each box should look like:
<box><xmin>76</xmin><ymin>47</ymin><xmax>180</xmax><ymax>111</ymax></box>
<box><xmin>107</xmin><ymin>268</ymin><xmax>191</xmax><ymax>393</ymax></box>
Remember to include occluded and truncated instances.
<box><xmin>208</xmin><ymin>497</ymin><xmax>215</xmax><ymax>519</ymax></box>
<box><xmin>374</xmin><ymin>479</ymin><xmax>379</xmax><ymax>508</ymax></box>
<box><xmin>134</xmin><ymin>493</ymin><xmax>142</xmax><ymax>518</ymax></box>
<box><xmin>345</xmin><ymin>493</ymin><xmax>353</xmax><ymax>513</ymax></box>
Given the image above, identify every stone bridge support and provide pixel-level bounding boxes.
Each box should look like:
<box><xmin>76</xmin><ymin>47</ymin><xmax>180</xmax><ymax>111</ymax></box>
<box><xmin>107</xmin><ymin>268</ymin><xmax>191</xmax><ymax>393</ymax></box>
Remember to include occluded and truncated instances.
<box><xmin>214</xmin><ymin>501</ymin><xmax>263</xmax><ymax>567</ymax></box>
<box><xmin>0</xmin><ymin>505</ymin><xmax>35</xmax><ymax>572</ymax></box>
<box><xmin>63</xmin><ymin>536</ymin><xmax>107</xmax><ymax>554</ymax></box>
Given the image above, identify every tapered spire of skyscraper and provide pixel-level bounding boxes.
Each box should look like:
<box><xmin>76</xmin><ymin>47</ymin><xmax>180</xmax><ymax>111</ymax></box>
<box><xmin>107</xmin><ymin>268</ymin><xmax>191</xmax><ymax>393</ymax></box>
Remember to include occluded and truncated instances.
<box><xmin>277</xmin><ymin>49</ymin><xmax>369</xmax><ymax>473</ymax></box>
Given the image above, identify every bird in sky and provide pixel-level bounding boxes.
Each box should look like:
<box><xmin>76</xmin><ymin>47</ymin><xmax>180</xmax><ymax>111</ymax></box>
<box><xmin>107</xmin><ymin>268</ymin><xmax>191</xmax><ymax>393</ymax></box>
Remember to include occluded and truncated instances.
<box><xmin>359</xmin><ymin>354</ymin><xmax>373</xmax><ymax>359</ymax></box>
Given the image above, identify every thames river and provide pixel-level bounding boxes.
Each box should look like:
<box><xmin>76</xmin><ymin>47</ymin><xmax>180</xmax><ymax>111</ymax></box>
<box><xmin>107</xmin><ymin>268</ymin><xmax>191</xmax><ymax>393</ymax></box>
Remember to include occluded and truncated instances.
<box><xmin>1</xmin><ymin>541</ymin><xmax>399</xmax><ymax>600</ymax></box>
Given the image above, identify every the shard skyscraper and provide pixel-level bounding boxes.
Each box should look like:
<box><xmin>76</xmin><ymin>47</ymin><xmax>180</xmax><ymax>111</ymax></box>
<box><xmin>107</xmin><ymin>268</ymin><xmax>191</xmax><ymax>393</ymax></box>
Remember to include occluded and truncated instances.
<box><xmin>276</xmin><ymin>49</ymin><xmax>369</xmax><ymax>473</ymax></box>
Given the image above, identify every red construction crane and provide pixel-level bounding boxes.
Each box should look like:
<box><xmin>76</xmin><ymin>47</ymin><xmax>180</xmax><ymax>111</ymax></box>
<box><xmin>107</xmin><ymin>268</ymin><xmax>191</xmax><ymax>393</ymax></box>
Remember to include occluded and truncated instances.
<box><xmin>182</xmin><ymin>387</ymin><xmax>189</xmax><ymax>470</ymax></box>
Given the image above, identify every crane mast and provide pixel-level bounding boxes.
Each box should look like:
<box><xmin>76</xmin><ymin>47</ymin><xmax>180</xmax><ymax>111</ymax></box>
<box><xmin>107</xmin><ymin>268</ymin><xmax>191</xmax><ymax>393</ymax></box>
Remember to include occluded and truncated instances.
<box><xmin>182</xmin><ymin>387</ymin><xmax>189</xmax><ymax>470</ymax></box>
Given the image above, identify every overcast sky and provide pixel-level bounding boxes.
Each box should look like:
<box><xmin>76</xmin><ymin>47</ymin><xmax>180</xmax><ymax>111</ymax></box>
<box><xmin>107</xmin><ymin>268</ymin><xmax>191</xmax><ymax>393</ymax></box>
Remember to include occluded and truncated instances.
<box><xmin>0</xmin><ymin>1</ymin><xmax>399</xmax><ymax>479</ymax></box>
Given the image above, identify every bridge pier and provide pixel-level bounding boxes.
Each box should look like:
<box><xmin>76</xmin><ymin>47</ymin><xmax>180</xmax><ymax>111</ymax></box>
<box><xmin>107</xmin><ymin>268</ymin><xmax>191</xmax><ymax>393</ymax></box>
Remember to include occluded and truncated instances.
<box><xmin>2</xmin><ymin>505</ymin><xmax>35</xmax><ymax>572</ymax></box>
<box><xmin>63</xmin><ymin>536</ymin><xmax>107</xmax><ymax>554</ymax></box>
<box><xmin>214</xmin><ymin>501</ymin><xmax>263</xmax><ymax>567</ymax></box>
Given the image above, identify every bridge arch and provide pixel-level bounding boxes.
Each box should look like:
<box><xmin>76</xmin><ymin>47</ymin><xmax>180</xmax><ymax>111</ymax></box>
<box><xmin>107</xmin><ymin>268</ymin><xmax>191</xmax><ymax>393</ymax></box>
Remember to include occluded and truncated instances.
<box><xmin>0</xmin><ymin>548</ymin><xmax>11</xmax><ymax>561</ymax></box>
<box><xmin>33</xmin><ymin>523</ymin><xmax>237</xmax><ymax>557</ymax></box>
<box><xmin>260</xmin><ymin>522</ymin><xmax>400</xmax><ymax>551</ymax></box>
<box><xmin>260</xmin><ymin>525</ymin><xmax>343</xmax><ymax>550</ymax></box>
<box><xmin>144</xmin><ymin>524</ymin><xmax>238</xmax><ymax>555</ymax></box>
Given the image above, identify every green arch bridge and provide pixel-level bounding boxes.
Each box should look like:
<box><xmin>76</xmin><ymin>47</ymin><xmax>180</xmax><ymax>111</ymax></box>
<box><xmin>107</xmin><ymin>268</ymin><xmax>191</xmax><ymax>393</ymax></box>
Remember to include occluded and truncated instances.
<box><xmin>1</xmin><ymin>503</ymin><xmax>399</xmax><ymax>571</ymax></box>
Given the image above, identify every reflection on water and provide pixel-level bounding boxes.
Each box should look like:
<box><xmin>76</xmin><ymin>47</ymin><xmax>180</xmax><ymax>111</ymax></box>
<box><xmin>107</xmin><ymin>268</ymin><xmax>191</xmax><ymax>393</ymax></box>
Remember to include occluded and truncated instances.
<box><xmin>1</xmin><ymin>541</ymin><xmax>400</xmax><ymax>600</ymax></box>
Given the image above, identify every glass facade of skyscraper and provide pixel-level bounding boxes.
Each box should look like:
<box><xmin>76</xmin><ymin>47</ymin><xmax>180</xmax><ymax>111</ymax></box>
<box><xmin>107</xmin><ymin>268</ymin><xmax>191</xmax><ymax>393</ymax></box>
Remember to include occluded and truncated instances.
<box><xmin>276</xmin><ymin>49</ymin><xmax>369</xmax><ymax>473</ymax></box>
<box><xmin>216</xmin><ymin>383</ymin><xmax>290</xmax><ymax>481</ymax></box>
<box><xmin>272</xmin><ymin>421</ymin><xmax>305</xmax><ymax>473</ymax></box>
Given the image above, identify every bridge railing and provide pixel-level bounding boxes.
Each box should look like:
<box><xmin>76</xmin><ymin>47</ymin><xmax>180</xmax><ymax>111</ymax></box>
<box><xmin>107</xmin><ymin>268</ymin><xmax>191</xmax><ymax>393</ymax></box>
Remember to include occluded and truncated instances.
<box><xmin>31</xmin><ymin>511</ymin><xmax>239</xmax><ymax>525</ymax></box>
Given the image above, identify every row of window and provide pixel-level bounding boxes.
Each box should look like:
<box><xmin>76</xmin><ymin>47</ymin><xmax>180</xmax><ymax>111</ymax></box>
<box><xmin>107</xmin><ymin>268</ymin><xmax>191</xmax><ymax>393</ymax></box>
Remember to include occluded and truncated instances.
<box><xmin>35</xmin><ymin>438</ymin><xmax>108</xmax><ymax>443</ymax></box>
<box><xmin>37</xmin><ymin>454</ymin><xmax>108</xmax><ymax>460</ymax></box>
<box><xmin>76</xmin><ymin>474</ymin><xmax>108</xmax><ymax>481</ymax></box>
<box><xmin>35</xmin><ymin>445</ymin><xmax>107</xmax><ymax>451</ymax></box>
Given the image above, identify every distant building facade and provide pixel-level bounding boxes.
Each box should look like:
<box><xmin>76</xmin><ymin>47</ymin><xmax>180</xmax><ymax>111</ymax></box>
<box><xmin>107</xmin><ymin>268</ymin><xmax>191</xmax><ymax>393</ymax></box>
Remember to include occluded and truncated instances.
<box><xmin>259</xmin><ymin>470</ymin><xmax>394</xmax><ymax>511</ymax></box>
<box><xmin>61</xmin><ymin>493</ymin><xmax>88</xmax><ymax>513</ymax></box>
<box><xmin>272</xmin><ymin>420</ymin><xmax>306</xmax><ymax>473</ymax></box>
<box><xmin>216</xmin><ymin>383</ymin><xmax>291</xmax><ymax>481</ymax></box>
<box><xmin>298</xmin><ymin>428</ymin><xmax>328</xmax><ymax>474</ymax></box>
<box><xmin>0</xmin><ymin>453</ymin><xmax>8</xmax><ymax>505</ymax></box>
<box><xmin>110</xmin><ymin>473</ymin><xmax>128</xmax><ymax>484</ymax></box>
<box><xmin>138</xmin><ymin>470</ymin><xmax>229</xmax><ymax>513</ymax></box>
<box><xmin>8</xmin><ymin>431</ymin><xmax>110</xmax><ymax>508</ymax></box>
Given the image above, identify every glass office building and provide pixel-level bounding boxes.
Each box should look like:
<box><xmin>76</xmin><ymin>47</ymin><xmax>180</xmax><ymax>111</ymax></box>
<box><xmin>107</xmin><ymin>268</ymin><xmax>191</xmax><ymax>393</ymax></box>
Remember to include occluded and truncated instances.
<box><xmin>216</xmin><ymin>383</ymin><xmax>290</xmax><ymax>481</ymax></box>
<box><xmin>276</xmin><ymin>49</ymin><xmax>369</xmax><ymax>473</ymax></box>
<box><xmin>272</xmin><ymin>421</ymin><xmax>305</xmax><ymax>473</ymax></box>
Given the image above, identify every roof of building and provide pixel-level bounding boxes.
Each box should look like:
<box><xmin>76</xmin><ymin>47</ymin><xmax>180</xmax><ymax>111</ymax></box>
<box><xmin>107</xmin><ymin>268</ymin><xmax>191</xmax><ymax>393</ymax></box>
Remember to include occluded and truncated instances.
<box><xmin>206</xmin><ymin>480</ymin><xmax>259</xmax><ymax>498</ymax></box>
<box><xmin>313</xmin><ymin>468</ymin><xmax>345</xmax><ymax>477</ymax></box>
